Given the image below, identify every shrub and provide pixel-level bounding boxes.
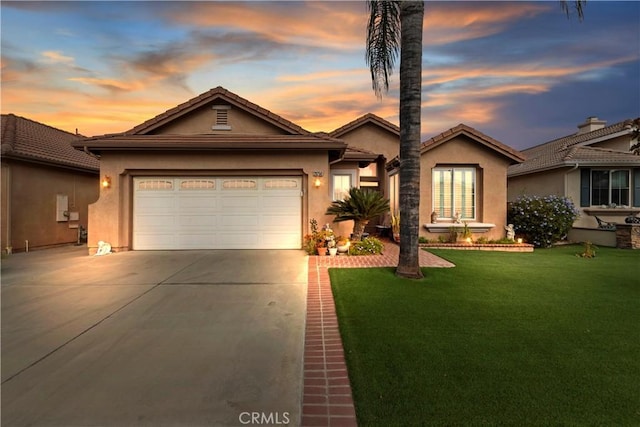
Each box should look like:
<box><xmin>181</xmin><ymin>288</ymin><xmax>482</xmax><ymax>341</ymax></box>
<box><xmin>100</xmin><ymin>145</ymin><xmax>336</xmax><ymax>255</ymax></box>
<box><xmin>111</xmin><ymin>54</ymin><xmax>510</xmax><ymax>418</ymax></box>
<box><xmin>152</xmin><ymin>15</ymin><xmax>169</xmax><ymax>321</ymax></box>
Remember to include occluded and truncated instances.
<box><xmin>508</xmin><ymin>195</ymin><xmax>579</xmax><ymax>248</ymax></box>
<box><xmin>349</xmin><ymin>237</ymin><xmax>384</xmax><ymax>255</ymax></box>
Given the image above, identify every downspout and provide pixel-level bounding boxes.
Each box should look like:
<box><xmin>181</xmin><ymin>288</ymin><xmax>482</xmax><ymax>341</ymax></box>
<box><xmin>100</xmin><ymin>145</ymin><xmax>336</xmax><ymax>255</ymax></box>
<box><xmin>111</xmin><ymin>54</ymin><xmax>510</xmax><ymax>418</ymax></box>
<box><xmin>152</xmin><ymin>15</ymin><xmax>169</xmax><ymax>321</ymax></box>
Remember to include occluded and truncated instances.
<box><xmin>565</xmin><ymin>163</ymin><xmax>579</xmax><ymax>196</ymax></box>
<box><xmin>4</xmin><ymin>165</ymin><xmax>11</xmax><ymax>253</ymax></box>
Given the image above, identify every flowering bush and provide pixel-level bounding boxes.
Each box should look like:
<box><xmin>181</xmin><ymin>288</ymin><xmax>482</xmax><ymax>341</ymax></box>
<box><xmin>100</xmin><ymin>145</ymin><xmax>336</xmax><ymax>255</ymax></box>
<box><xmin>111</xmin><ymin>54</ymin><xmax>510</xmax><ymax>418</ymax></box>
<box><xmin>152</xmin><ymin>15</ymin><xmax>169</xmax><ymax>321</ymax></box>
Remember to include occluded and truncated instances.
<box><xmin>348</xmin><ymin>236</ymin><xmax>384</xmax><ymax>255</ymax></box>
<box><xmin>507</xmin><ymin>195</ymin><xmax>579</xmax><ymax>248</ymax></box>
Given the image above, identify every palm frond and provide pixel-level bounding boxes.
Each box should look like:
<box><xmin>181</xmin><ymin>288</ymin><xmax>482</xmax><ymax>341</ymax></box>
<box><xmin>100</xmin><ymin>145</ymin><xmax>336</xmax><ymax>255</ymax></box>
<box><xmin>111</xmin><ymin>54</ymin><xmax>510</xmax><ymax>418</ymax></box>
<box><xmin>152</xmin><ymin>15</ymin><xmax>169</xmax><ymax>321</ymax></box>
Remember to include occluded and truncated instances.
<box><xmin>325</xmin><ymin>187</ymin><xmax>390</xmax><ymax>222</ymax></box>
<box><xmin>560</xmin><ymin>0</ymin><xmax>586</xmax><ymax>21</ymax></box>
<box><xmin>366</xmin><ymin>0</ymin><xmax>401</xmax><ymax>99</ymax></box>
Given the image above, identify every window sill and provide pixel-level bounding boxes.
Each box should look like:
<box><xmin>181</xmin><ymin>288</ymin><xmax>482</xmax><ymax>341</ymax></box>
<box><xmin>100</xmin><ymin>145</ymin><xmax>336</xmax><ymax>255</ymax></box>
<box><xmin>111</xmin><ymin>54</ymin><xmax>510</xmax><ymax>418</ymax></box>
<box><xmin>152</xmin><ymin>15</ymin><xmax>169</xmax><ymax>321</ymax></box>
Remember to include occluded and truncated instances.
<box><xmin>423</xmin><ymin>222</ymin><xmax>495</xmax><ymax>233</ymax></box>
<box><xmin>584</xmin><ymin>207</ymin><xmax>640</xmax><ymax>216</ymax></box>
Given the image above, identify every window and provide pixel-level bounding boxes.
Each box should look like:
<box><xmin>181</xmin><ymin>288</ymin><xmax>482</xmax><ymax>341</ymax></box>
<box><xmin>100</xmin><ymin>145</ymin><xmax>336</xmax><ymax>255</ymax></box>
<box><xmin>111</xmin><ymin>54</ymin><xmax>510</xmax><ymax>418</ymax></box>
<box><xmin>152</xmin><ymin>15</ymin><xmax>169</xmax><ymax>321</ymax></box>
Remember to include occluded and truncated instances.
<box><xmin>180</xmin><ymin>179</ymin><xmax>215</xmax><ymax>190</ymax></box>
<box><xmin>222</xmin><ymin>179</ymin><xmax>257</xmax><ymax>189</ymax></box>
<box><xmin>332</xmin><ymin>172</ymin><xmax>354</xmax><ymax>201</ymax></box>
<box><xmin>389</xmin><ymin>173</ymin><xmax>399</xmax><ymax>214</ymax></box>
<box><xmin>359</xmin><ymin>163</ymin><xmax>379</xmax><ymax>189</ymax></box>
<box><xmin>433</xmin><ymin>167</ymin><xmax>475</xmax><ymax>220</ymax></box>
<box><xmin>137</xmin><ymin>179</ymin><xmax>174</xmax><ymax>190</ymax></box>
<box><xmin>359</xmin><ymin>163</ymin><xmax>377</xmax><ymax>177</ymax></box>
<box><xmin>591</xmin><ymin>170</ymin><xmax>630</xmax><ymax>206</ymax></box>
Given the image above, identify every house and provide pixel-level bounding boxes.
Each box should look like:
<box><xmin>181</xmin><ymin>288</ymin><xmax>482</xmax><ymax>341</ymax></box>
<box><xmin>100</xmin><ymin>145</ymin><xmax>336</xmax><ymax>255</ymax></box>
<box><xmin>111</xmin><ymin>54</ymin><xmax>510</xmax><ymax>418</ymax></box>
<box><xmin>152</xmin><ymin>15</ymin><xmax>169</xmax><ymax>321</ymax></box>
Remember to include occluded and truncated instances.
<box><xmin>507</xmin><ymin>116</ymin><xmax>640</xmax><ymax>246</ymax></box>
<box><xmin>73</xmin><ymin>87</ymin><xmax>521</xmax><ymax>253</ymax></box>
<box><xmin>1</xmin><ymin>114</ymin><xmax>100</xmax><ymax>253</ymax></box>
<box><xmin>387</xmin><ymin>124</ymin><xmax>525</xmax><ymax>241</ymax></box>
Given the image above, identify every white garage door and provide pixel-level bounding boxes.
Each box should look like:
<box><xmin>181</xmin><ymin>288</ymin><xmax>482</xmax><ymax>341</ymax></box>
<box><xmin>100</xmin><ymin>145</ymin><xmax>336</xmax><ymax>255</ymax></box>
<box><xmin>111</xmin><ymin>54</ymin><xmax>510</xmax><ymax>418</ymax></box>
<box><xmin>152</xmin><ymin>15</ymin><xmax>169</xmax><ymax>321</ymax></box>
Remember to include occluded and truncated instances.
<box><xmin>133</xmin><ymin>177</ymin><xmax>302</xmax><ymax>250</ymax></box>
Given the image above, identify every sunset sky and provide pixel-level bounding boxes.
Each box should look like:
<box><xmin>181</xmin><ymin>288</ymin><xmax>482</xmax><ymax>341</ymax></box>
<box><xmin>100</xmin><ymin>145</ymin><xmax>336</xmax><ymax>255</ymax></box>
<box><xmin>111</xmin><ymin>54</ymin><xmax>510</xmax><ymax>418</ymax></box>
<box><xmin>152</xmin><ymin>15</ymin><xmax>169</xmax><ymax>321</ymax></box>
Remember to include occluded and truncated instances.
<box><xmin>1</xmin><ymin>1</ymin><xmax>638</xmax><ymax>150</ymax></box>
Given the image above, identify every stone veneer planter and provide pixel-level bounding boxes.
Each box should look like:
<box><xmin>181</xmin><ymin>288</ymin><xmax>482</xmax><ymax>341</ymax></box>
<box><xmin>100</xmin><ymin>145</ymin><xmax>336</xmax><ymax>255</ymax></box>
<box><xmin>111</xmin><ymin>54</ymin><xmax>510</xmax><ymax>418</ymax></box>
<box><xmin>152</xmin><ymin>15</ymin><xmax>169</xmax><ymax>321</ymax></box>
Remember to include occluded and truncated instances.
<box><xmin>615</xmin><ymin>224</ymin><xmax>640</xmax><ymax>249</ymax></box>
<box><xmin>420</xmin><ymin>243</ymin><xmax>534</xmax><ymax>252</ymax></box>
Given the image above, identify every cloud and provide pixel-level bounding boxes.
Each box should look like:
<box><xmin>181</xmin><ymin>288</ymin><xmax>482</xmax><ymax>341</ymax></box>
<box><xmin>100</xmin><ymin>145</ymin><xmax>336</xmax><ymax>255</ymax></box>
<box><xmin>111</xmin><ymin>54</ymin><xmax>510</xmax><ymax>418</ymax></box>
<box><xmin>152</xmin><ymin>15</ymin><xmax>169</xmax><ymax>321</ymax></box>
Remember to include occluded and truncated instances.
<box><xmin>162</xmin><ymin>2</ymin><xmax>365</xmax><ymax>50</ymax></box>
<box><xmin>423</xmin><ymin>2</ymin><xmax>551</xmax><ymax>45</ymax></box>
<box><xmin>68</xmin><ymin>77</ymin><xmax>141</xmax><ymax>93</ymax></box>
<box><xmin>41</xmin><ymin>50</ymin><xmax>75</xmax><ymax>64</ymax></box>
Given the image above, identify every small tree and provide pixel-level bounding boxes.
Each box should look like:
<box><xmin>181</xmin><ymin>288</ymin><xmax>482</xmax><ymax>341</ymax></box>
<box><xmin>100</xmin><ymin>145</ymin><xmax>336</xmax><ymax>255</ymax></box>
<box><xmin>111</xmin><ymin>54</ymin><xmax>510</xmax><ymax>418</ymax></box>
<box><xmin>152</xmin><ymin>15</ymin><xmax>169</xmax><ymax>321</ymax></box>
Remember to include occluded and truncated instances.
<box><xmin>507</xmin><ymin>195</ymin><xmax>579</xmax><ymax>248</ymax></box>
<box><xmin>325</xmin><ymin>187</ymin><xmax>390</xmax><ymax>241</ymax></box>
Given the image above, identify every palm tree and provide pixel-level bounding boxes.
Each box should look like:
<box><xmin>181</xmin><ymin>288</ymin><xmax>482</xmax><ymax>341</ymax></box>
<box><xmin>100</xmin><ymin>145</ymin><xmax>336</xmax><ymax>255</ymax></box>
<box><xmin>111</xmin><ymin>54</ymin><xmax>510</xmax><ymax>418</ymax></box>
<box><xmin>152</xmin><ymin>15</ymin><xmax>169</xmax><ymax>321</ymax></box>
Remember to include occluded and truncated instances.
<box><xmin>325</xmin><ymin>187</ymin><xmax>390</xmax><ymax>241</ymax></box>
<box><xmin>365</xmin><ymin>0</ymin><xmax>586</xmax><ymax>279</ymax></box>
<box><xmin>367</xmin><ymin>0</ymin><xmax>424</xmax><ymax>279</ymax></box>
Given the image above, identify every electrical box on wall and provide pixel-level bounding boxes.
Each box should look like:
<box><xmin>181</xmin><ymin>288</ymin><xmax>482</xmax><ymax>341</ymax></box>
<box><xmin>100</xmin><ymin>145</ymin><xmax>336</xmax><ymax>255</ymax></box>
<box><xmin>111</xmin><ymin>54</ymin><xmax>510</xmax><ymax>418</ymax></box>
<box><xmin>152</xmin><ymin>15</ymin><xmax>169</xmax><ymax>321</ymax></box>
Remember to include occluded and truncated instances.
<box><xmin>56</xmin><ymin>194</ymin><xmax>69</xmax><ymax>222</ymax></box>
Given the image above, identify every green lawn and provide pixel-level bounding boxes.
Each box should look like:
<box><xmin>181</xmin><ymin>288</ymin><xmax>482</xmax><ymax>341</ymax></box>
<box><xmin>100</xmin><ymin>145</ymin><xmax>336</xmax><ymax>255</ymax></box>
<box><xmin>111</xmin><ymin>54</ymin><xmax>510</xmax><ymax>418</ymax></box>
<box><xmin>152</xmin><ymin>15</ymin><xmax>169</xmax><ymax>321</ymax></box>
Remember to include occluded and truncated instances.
<box><xmin>330</xmin><ymin>245</ymin><xmax>640</xmax><ymax>426</ymax></box>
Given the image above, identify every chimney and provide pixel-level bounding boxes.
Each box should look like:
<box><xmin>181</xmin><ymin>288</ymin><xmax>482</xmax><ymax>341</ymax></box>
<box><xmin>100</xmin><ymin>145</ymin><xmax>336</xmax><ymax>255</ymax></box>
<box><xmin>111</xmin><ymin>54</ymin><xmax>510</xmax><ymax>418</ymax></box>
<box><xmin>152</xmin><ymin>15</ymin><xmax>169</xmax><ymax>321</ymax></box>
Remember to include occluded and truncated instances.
<box><xmin>577</xmin><ymin>116</ymin><xmax>606</xmax><ymax>135</ymax></box>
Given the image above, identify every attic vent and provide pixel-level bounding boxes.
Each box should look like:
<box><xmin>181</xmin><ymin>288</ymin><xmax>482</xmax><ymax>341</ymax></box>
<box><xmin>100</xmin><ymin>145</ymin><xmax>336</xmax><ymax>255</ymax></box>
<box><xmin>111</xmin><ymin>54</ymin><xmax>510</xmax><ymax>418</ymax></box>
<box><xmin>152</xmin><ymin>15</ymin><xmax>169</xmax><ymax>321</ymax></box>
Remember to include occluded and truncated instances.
<box><xmin>212</xmin><ymin>105</ymin><xmax>231</xmax><ymax>130</ymax></box>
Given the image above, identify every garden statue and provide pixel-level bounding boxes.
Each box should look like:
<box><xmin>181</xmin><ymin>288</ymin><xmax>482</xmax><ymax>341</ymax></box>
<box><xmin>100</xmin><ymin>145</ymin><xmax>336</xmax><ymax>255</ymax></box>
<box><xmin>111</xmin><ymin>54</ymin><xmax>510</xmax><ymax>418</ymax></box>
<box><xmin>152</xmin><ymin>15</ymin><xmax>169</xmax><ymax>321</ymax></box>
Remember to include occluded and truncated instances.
<box><xmin>505</xmin><ymin>224</ymin><xmax>515</xmax><ymax>241</ymax></box>
<box><xmin>95</xmin><ymin>240</ymin><xmax>112</xmax><ymax>256</ymax></box>
<box><xmin>431</xmin><ymin>211</ymin><xmax>438</xmax><ymax>223</ymax></box>
<box><xmin>453</xmin><ymin>212</ymin><xmax>462</xmax><ymax>224</ymax></box>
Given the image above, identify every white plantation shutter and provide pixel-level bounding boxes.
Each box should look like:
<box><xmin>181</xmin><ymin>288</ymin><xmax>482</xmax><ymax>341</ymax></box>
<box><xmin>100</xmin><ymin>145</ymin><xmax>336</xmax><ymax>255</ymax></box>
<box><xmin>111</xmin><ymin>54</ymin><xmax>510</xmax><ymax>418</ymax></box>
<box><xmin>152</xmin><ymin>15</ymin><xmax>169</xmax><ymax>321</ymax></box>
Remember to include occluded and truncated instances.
<box><xmin>433</xmin><ymin>168</ymin><xmax>475</xmax><ymax>220</ymax></box>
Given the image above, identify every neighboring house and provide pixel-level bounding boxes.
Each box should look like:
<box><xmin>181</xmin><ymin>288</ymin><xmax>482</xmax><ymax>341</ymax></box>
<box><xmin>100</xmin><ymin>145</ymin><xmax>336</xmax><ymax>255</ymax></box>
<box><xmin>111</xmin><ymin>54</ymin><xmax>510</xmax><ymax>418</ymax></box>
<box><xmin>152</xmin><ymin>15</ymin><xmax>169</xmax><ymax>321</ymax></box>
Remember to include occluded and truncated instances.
<box><xmin>508</xmin><ymin>116</ymin><xmax>640</xmax><ymax>246</ymax></box>
<box><xmin>73</xmin><ymin>87</ymin><xmax>521</xmax><ymax>253</ymax></box>
<box><xmin>1</xmin><ymin>114</ymin><xmax>100</xmax><ymax>253</ymax></box>
<box><xmin>387</xmin><ymin>124</ymin><xmax>525</xmax><ymax>241</ymax></box>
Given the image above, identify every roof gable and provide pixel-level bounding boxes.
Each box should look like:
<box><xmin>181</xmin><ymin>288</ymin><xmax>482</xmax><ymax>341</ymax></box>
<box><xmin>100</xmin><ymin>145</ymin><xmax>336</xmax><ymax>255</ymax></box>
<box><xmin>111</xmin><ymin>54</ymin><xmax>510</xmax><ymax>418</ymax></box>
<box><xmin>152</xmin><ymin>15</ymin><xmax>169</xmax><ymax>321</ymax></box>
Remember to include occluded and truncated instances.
<box><xmin>1</xmin><ymin>114</ymin><xmax>99</xmax><ymax>172</ymax></box>
<box><xmin>126</xmin><ymin>86</ymin><xmax>310</xmax><ymax>136</ymax></box>
<box><xmin>329</xmin><ymin>113</ymin><xmax>399</xmax><ymax>138</ymax></box>
<box><xmin>421</xmin><ymin>124</ymin><xmax>525</xmax><ymax>163</ymax></box>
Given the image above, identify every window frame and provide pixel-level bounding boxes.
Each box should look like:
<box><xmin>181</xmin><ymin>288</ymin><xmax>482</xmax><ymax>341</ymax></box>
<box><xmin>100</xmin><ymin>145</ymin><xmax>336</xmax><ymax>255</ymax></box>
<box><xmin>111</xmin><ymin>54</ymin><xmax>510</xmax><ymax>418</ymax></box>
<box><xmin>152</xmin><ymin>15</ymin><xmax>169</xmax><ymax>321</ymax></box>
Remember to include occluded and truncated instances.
<box><xmin>389</xmin><ymin>172</ymin><xmax>399</xmax><ymax>214</ymax></box>
<box><xmin>590</xmin><ymin>168</ymin><xmax>631</xmax><ymax>207</ymax></box>
<box><xmin>432</xmin><ymin>166</ymin><xmax>476</xmax><ymax>221</ymax></box>
<box><xmin>331</xmin><ymin>171</ymin><xmax>356</xmax><ymax>201</ymax></box>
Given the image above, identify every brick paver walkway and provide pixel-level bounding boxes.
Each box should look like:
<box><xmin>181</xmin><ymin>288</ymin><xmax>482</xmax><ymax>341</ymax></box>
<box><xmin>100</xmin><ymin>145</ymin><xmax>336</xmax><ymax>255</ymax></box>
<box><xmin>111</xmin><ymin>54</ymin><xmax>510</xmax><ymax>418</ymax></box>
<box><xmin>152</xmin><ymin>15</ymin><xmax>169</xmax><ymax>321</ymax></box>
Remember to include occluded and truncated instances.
<box><xmin>301</xmin><ymin>242</ymin><xmax>453</xmax><ymax>426</ymax></box>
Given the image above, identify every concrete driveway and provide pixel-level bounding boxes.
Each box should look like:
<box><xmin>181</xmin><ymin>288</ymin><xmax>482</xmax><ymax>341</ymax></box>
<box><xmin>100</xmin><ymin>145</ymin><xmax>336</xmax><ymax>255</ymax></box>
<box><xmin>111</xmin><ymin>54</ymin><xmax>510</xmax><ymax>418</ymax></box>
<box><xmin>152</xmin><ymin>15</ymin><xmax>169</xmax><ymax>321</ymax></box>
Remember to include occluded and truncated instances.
<box><xmin>1</xmin><ymin>246</ymin><xmax>308</xmax><ymax>426</ymax></box>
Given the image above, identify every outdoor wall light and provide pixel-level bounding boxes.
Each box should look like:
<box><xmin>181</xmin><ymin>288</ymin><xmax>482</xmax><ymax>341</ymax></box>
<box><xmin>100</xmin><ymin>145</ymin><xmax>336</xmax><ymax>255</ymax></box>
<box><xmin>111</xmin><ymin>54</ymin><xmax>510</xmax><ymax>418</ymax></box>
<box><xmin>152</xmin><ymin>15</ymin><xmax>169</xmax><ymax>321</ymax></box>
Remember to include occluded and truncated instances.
<box><xmin>101</xmin><ymin>176</ymin><xmax>111</xmax><ymax>189</ymax></box>
<box><xmin>313</xmin><ymin>171</ymin><xmax>323</xmax><ymax>188</ymax></box>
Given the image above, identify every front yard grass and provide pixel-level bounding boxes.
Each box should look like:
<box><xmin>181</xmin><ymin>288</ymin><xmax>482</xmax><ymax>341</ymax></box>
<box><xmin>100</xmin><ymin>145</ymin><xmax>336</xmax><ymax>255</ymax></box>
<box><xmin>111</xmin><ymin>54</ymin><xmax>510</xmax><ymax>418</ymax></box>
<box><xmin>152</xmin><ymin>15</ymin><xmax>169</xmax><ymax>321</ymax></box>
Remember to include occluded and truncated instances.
<box><xmin>330</xmin><ymin>245</ymin><xmax>639</xmax><ymax>426</ymax></box>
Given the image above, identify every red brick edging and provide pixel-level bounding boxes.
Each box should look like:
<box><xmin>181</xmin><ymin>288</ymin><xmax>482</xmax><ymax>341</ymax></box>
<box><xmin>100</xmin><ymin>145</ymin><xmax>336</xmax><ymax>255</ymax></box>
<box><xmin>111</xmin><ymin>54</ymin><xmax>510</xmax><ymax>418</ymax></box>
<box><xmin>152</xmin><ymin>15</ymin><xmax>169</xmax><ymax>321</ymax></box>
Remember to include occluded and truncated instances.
<box><xmin>301</xmin><ymin>256</ymin><xmax>358</xmax><ymax>427</ymax></box>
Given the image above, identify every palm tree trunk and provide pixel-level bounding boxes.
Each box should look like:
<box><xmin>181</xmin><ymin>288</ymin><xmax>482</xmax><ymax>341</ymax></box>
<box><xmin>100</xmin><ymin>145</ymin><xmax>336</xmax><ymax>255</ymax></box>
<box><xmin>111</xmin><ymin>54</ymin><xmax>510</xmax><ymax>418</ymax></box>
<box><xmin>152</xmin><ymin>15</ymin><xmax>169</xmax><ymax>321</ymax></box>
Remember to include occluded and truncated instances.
<box><xmin>353</xmin><ymin>219</ymin><xmax>369</xmax><ymax>241</ymax></box>
<box><xmin>396</xmin><ymin>1</ymin><xmax>424</xmax><ymax>279</ymax></box>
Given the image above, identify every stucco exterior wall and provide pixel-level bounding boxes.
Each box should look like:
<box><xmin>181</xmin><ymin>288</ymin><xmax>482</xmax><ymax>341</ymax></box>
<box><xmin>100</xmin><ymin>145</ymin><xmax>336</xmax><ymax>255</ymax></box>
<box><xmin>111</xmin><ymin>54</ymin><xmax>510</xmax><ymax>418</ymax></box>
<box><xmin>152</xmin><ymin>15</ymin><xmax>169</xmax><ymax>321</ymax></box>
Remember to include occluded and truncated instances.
<box><xmin>88</xmin><ymin>150</ymin><xmax>333</xmax><ymax>253</ymax></box>
<box><xmin>338</xmin><ymin>124</ymin><xmax>399</xmax><ymax>162</ymax></box>
<box><xmin>420</xmin><ymin>136</ymin><xmax>514</xmax><ymax>241</ymax></box>
<box><xmin>1</xmin><ymin>160</ymin><xmax>98</xmax><ymax>252</ymax></box>
<box><xmin>590</xmin><ymin>134</ymin><xmax>633</xmax><ymax>152</ymax></box>
<box><xmin>149</xmin><ymin>103</ymin><xmax>291</xmax><ymax>135</ymax></box>
<box><xmin>507</xmin><ymin>169</ymin><xmax>567</xmax><ymax>201</ymax></box>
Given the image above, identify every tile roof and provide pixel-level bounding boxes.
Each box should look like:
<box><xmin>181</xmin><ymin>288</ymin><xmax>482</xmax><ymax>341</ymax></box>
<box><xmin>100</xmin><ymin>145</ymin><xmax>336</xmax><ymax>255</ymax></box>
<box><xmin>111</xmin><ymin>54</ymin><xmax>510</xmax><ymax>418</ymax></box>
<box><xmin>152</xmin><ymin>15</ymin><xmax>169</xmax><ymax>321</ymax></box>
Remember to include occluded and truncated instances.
<box><xmin>421</xmin><ymin>123</ymin><xmax>525</xmax><ymax>163</ymax></box>
<box><xmin>1</xmin><ymin>114</ymin><xmax>99</xmax><ymax>172</ymax></box>
<box><xmin>73</xmin><ymin>134</ymin><xmax>347</xmax><ymax>156</ymax></box>
<box><xmin>343</xmin><ymin>145</ymin><xmax>379</xmax><ymax>162</ymax></box>
<box><xmin>329</xmin><ymin>113</ymin><xmax>399</xmax><ymax>138</ymax></box>
<box><xmin>125</xmin><ymin>86</ymin><xmax>310</xmax><ymax>136</ymax></box>
<box><xmin>508</xmin><ymin>118</ymin><xmax>640</xmax><ymax>176</ymax></box>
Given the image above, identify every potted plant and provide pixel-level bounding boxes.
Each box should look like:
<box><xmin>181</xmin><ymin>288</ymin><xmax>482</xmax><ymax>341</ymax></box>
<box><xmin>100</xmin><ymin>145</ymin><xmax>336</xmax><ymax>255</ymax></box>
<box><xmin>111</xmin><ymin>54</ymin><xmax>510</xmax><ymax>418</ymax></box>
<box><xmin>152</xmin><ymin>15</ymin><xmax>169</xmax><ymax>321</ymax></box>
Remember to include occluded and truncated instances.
<box><xmin>336</xmin><ymin>237</ymin><xmax>350</xmax><ymax>254</ymax></box>
<box><xmin>316</xmin><ymin>242</ymin><xmax>327</xmax><ymax>256</ymax></box>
